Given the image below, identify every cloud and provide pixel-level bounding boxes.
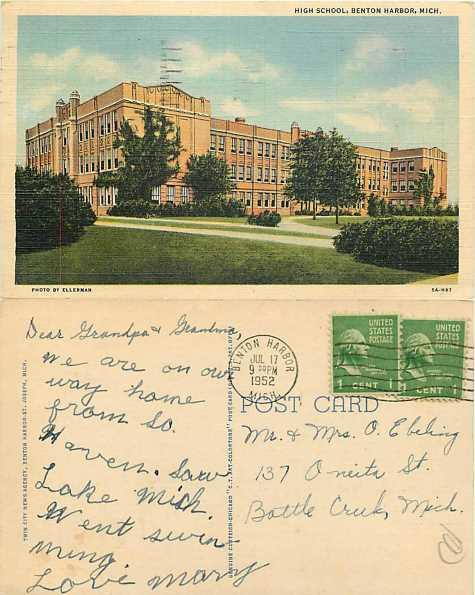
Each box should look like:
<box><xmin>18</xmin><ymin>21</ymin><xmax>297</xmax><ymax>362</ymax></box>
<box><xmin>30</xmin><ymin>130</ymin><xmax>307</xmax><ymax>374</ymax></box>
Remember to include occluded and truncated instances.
<box><xmin>180</xmin><ymin>40</ymin><xmax>280</xmax><ymax>82</ymax></box>
<box><xmin>345</xmin><ymin>35</ymin><xmax>391</xmax><ymax>72</ymax></box>
<box><xmin>219</xmin><ymin>97</ymin><xmax>259</xmax><ymax>118</ymax></box>
<box><xmin>354</xmin><ymin>80</ymin><xmax>441</xmax><ymax>123</ymax></box>
<box><xmin>29</xmin><ymin>83</ymin><xmax>64</xmax><ymax>112</ymax></box>
<box><xmin>279</xmin><ymin>80</ymin><xmax>442</xmax><ymax>124</ymax></box>
<box><xmin>336</xmin><ymin>112</ymin><xmax>387</xmax><ymax>133</ymax></box>
<box><xmin>30</xmin><ymin>47</ymin><xmax>121</xmax><ymax>81</ymax></box>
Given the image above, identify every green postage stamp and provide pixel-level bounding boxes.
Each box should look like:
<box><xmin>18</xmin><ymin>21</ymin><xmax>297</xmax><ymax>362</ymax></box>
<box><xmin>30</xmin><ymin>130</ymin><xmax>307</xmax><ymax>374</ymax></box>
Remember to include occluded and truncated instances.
<box><xmin>332</xmin><ymin>315</ymin><xmax>399</xmax><ymax>393</ymax></box>
<box><xmin>401</xmin><ymin>319</ymin><xmax>465</xmax><ymax>398</ymax></box>
<box><xmin>332</xmin><ymin>315</ymin><xmax>467</xmax><ymax>398</ymax></box>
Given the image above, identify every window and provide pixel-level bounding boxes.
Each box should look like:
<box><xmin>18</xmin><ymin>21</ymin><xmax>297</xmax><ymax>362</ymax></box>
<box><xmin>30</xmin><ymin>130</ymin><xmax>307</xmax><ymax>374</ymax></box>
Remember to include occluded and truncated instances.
<box><xmin>112</xmin><ymin>187</ymin><xmax>118</xmax><ymax>206</ymax></box>
<box><xmin>265</xmin><ymin>143</ymin><xmax>270</xmax><ymax>157</ymax></box>
<box><xmin>400</xmin><ymin>162</ymin><xmax>406</xmax><ymax>173</ymax></box>
<box><xmin>239</xmin><ymin>191</ymin><xmax>245</xmax><ymax>202</ymax></box>
<box><xmin>400</xmin><ymin>181</ymin><xmax>407</xmax><ymax>192</ymax></box>
<box><xmin>257</xmin><ymin>167</ymin><xmax>262</xmax><ymax>181</ymax></box>
<box><xmin>79</xmin><ymin>155</ymin><xmax>84</xmax><ymax>174</ymax></box>
<box><xmin>100</xmin><ymin>115</ymin><xmax>105</xmax><ymax>136</ymax></box>
<box><xmin>257</xmin><ymin>142</ymin><xmax>263</xmax><ymax>156</ymax></box>
<box><xmin>246</xmin><ymin>166</ymin><xmax>252</xmax><ymax>181</ymax></box>
<box><xmin>106</xmin><ymin>112</ymin><xmax>111</xmax><ymax>134</ymax></box>
<box><xmin>271</xmin><ymin>168</ymin><xmax>276</xmax><ymax>183</ymax></box>
<box><xmin>408</xmin><ymin>180</ymin><xmax>415</xmax><ymax>191</ymax></box>
<box><xmin>239</xmin><ymin>139</ymin><xmax>245</xmax><ymax>154</ymax></box>
<box><xmin>85</xmin><ymin>154</ymin><xmax>89</xmax><ymax>173</ymax></box>
<box><xmin>408</xmin><ymin>161</ymin><xmax>415</xmax><ymax>172</ymax></box>
<box><xmin>281</xmin><ymin>200</ymin><xmax>285</xmax><ymax>207</ymax></box>
<box><xmin>167</xmin><ymin>186</ymin><xmax>175</xmax><ymax>202</ymax></box>
<box><xmin>151</xmin><ymin>186</ymin><xmax>161</xmax><ymax>202</ymax></box>
<box><xmin>231</xmin><ymin>137</ymin><xmax>237</xmax><ymax>153</ymax></box>
<box><xmin>231</xmin><ymin>165</ymin><xmax>236</xmax><ymax>179</ymax></box>
<box><xmin>392</xmin><ymin>163</ymin><xmax>398</xmax><ymax>173</ymax></box>
<box><xmin>280</xmin><ymin>171</ymin><xmax>286</xmax><ymax>184</ymax></box>
<box><xmin>100</xmin><ymin>150</ymin><xmax>105</xmax><ymax>172</ymax></box>
<box><xmin>210</xmin><ymin>135</ymin><xmax>216</xmax><ymax>151</ymax></box>
<box><xmin>79</xmin><ymin>124</ymin><xmax>83</xmax><ymax>142</ymax></box>
<box><xmin>271</xmin><ymin>193</ymin><xmax>276</xmax><ymax>207</ymax></box>
<box><xmin>257</xmin><ymin>193</ymin><xmax>262</xmax><ymax>206</ymax></box>
<box><xmin>114</xmin><ymin>149</ymin><xmax>119</xmax><ymax>169</ymax></box>
<box><xmin>181</xmin><ymin>187</ymin><xmax>189</xmax><ymax>203</ymax></box>
<box><xmin>246</xmin><ymin>140</ymin><xmax>252</xmax><ymax>155</ymax></box>
<box><xmin>219</xmin><ymin>136</ymin><xmax>225</xmax><ymax>152</ymax></box>
<box><xmin>112</xmin><ymin>111</ymin><xmax>118</xmax><ymax>132</ymax></box>
<box><xmin>264</xmin><ymin>168</ymin><xmax>269</xmax><ymax>182</ymax></box>
<box><xmin>85</xmin><ymin>123</ymin><xmax>89</xmax><ymax>141</ymax></box>
<box><xmin>392</xmin><ymin>181</ymin><xmax>398</xmax><ymax>192</ymax></box>
<box><xmin>246</xmin><ymin>192</ymin><xmax>252</xmax><ymax>206</ymax></box>
<box><xmin>90</xmin><ymin>121</ymin><xmax>95</xmax><ymax>139</ymax></box>
<box><xmin>271</xmin><ymin>144</ymin><xmax>276</xmax><ymax>158</ymax></box>
<box><xmin>264</xmin><ymin>194</ymin><xmax>269</xmax><ymax>207</ymax></box>
<box><xmin>107</xmin><ymin>149</ymin><xmax>112</xmax><ymax>170</ymax></box>
<box><xmin>91</xmin><ymin>159</ymin><xmax>95</xmax><ymax>172</ymax></box>
<box><xmin>238</xmin><ymin>165</ymin><xmax>244</xmax><ymax>181</ymax></box>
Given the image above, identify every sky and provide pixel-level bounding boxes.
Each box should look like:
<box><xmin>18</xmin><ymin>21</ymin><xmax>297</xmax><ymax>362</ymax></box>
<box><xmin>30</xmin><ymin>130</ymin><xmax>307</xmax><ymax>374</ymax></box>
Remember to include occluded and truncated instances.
<box><xmin>17</xmin><ymin>16</ymin><xmax>459</xmax><ymax>202</ymax></box>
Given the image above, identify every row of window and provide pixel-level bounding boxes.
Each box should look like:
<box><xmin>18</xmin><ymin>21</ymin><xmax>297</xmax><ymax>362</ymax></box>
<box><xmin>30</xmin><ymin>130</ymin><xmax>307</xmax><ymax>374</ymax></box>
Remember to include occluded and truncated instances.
<box><xmin>229</xmin><ymin>190</ymin><xmax>290</xmax><ymax>208</ymax></box>
<box><xmin>230</xmin><ymin>165</ymin><xmax>287</xmax><ymax>183</ymax></box>
<box><xmin>78</xmin><ymin>111</ymin><xmax>119</xmax><ymax>142</ymax></box>
<box><xmin>392</xmin><ymin>161</ymin><xmax>415</xmax><ymax>174</ymax></box>
<box><xmin>28</xmin><ymin>135</ymin><xmax>53</xmax><ymax>156</ymax></box>
<box><xmin>98</xmin><ymin>186</ymin><xmax>118</xmax><ymax>206</ymax></box>
<box><xmin>151</xmin><ymin>186</ymin><xmax>190</xmax><ymax>203</ymax></box>
<box><xmin>79</xmin><ymin>185</ymin><xmax>94</xmax><ymax>205</ymax></box>
<box><xmin>391</xmin><ymin>180</ymin><xmax>415</xmax><ymax>192</ymax></box>
<box><xmin>210</xmin><ymin>136</ymin><xmax>291</xmax><ymax>160</ymax></box>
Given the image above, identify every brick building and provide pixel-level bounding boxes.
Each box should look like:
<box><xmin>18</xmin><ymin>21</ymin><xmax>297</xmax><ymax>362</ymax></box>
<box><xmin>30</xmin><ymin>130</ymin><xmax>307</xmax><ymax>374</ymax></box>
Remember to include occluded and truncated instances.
<box><xmin>25</xmin><ymin>82</ymin><xmax>448</xmax><ymax>216</ymax></box>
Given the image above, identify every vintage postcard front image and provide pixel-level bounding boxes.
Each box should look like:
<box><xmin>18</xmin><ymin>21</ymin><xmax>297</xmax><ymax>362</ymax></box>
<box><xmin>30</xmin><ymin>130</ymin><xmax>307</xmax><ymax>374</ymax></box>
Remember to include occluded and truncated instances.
<box><xmin>0</xmin><ymin>1</ymin><xmax>472</xmax><ymax>298</ymax></box>
<box><xmin>0</xmin><ymin>299</ymin><xmax>472</xmax><ymax>594</ymax></box>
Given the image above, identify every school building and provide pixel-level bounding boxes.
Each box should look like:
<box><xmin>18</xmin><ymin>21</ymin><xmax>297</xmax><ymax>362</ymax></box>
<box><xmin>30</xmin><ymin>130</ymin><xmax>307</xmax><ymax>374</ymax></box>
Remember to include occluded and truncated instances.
<box><xmin>25</xmin><ymin>82</ymin><xmax>448</xmax><ymax>216</ymax></box>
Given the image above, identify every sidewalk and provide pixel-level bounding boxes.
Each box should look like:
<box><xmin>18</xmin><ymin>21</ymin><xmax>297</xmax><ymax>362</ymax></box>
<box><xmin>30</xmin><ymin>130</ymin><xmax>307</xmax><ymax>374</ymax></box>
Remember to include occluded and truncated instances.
<box><xmin>95</xmin><ymin>219</ymin><xmax>335</xmax><ymax>248</ymax></box>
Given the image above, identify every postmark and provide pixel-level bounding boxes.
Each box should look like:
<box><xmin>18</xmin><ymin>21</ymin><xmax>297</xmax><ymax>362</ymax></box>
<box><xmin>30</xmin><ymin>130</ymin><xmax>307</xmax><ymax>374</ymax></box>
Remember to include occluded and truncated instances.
<box><xmin>400</xmin><ymin>319</ymin><xmax>465</xmax><ymax>398</ymax></box>
<box><xmin>229</xmin><ymin>335</ymin><xmax>298</xmax><ymax>403</ymax></box>
<box><xmin>332</xmin><ymin>315</ymin><xmax>399</xmax><ymax>393</ymax></box>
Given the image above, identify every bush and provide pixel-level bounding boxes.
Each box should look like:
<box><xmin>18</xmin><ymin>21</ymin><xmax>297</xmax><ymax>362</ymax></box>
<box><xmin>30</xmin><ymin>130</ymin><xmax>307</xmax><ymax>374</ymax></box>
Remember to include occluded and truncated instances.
<box><xmin>15</xmin><ymin>167</ymin><xmax>96</xmax><ymax>253</ymax></box>
<box><xmin>248</xmin><ymin>210</ymin><xmax>281</xmax><ymax>227</ymax></box>
<box><xmin>334</xmin><ymin>217</ymin><xmax>458</xmax><ymax>274</ymax></box>
<box><xmin>109</xmin><ymin>197</ymin><xmax>246</xmax><ymax>218</ymax></box>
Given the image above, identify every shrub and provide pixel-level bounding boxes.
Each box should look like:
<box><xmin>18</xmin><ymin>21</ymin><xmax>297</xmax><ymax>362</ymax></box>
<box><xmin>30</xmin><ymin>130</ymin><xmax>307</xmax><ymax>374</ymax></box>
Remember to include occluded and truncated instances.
<box><xmin>334</xmin><ymin>217</ymin><xmax>458</xmax><ymax>274</ymax></box>
<box><xmin>248</xmin><ymin>210</ymin><xmax>281</xmax><ymax>227</ymax></box>
<box><xmin>109</xmin><ymin>197</ymin><xmax>246</xmax><ymax>218</ymax></box>
<box><xmin>15</xmin><ymin>166</ymin><xmax>96</xmax><ymax>253</ymax></box>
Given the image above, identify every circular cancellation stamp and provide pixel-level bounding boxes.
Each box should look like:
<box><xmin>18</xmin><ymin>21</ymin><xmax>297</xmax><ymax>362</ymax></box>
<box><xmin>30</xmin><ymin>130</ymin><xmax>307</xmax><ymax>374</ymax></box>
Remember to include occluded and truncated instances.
<box><xmin>229</xmin><ymin>335</ymin><xmax>298</xmax><ymax>403</ymax></box>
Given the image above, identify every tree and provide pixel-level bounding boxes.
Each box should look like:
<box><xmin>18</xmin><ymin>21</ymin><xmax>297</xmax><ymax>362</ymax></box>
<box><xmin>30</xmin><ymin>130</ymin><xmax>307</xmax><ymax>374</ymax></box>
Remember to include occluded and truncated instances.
<box><xmin>320</xmin><ymin>129</ymin><xmax>362</xmax><ymax>225</ymax></box>
<box><xmin>286</xmin><ymin>128</ymin><xmax>361</xmax><ymax>224</ymax></box>
<box><xmin>15</xmin><ymin>166</ymin><xmax>96</xmax><ymax>252</ymax></box>
<box><xmin>285</xmin><ymin>130</ymin><xmax>327</xmax><ymax>220</ymax></box>
<box><xmin>367</xmin><ymin>193</ymin><xmax>378</xmax><ymax>217</ymax></box>
<box><xmin>413</xmin><ymin>166</ymin><xmax>434</xmax><ymax>208</ymax></box>
<box><xmin>95</xmin><ymin>106</ymin><xmax>182</xmax><ymax>209</ymax></box>
<box><xmin>183</xmin><ymin>151</ymin><xmax>232</xmax><ymax>209</ymax></box>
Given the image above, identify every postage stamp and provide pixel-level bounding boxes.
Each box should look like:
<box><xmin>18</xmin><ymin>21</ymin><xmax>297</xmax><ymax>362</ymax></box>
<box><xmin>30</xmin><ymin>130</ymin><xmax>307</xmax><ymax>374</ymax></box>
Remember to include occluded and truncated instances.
<box><xmin>229</xmin><ymin>334</ymin><xmax>298</xmax><ymax>403</ymax></box>
<box><xmin>400</xmin><ymin>319</ymin><xmax>466</xmax><ymax>398</ymax></box>
<box><xmin>332</xmin><ymin>315</ymin><xmax>398</xmax><ymax>393</ymax></box>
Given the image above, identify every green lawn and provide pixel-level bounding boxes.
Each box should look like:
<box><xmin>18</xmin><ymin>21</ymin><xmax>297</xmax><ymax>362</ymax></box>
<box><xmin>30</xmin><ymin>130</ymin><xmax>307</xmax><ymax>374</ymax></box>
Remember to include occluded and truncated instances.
<box><xmin>297</xmin><ymin>215</ymin><xmax>458</xmax><ymax>230</ymax></box>
<box><xmin>100</xmin><ymin>216</ymin><xmax>329</xmax><ymax>240</ymax></box>
<box><xmin>16</xmin><ymin>226</ymin><xmax>434</xmax><ymax>285</ymax></box>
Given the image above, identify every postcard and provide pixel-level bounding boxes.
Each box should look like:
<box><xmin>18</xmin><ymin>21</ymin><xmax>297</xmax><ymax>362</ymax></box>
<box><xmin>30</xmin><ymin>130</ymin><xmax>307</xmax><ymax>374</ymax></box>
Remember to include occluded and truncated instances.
<box><xmin>0</xmin><ymin>298</ymin><xmax>472</xmax><ymax>593</ymax></box>
<box><xmin>0</xmin><ymin>1</ymin><xmax>473</xmax><ymax>299</ymax></box>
